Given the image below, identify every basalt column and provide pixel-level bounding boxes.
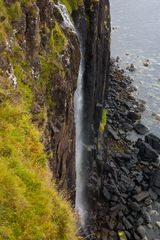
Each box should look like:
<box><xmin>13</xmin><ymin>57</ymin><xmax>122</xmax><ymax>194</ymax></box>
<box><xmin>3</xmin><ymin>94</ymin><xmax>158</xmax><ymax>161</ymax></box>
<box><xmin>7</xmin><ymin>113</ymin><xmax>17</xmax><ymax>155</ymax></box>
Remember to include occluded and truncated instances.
<box><xmin>73</xmin><ymin>0</ymin><xmax>111</xmax><ymax>226</ymax></box>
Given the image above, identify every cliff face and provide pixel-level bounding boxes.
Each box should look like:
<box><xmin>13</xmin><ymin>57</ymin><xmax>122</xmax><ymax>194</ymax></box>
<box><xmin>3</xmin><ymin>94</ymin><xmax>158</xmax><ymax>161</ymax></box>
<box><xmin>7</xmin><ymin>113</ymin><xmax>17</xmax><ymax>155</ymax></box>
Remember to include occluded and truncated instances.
<box><xmin>0</xmin><ymin>0</ymin><xmax>111</xmax><ymax>237</ymax></box>
<box><xmin>0</xmin><ymin>0</ymin><xmax>80</xmax><ymax>238</ymax></box>
<box><xmin>0</xmin><ymin>0</ymin><xmax>81</xmax><ymax>195</ymax></box>
<box><xmin>72</xmin><ymin>0</ymin><xmax>111</xmax><ymax>207</ymax></box>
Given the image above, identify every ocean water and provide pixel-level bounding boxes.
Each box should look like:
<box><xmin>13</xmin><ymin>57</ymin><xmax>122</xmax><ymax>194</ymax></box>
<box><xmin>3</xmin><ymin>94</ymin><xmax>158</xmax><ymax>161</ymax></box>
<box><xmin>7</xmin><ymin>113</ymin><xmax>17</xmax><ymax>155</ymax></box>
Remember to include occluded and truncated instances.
<box><xmin>111</xmin><ymin>0</ymin><xmax>160</xmax><ymax>137</ymax></box>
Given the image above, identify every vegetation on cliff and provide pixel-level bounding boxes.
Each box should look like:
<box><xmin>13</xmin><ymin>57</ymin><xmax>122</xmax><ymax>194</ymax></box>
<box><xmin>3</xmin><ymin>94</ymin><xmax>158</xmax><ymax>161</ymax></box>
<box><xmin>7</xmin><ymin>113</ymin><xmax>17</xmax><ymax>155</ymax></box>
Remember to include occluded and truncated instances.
<box><xmin>0</xmin><ymin>79</ymin><xmax>78</xmax><ymax>240</ymax></box>
<box><xmin>0</xmin><ymin>0</ymin><xmax>80</xmax><ymax>239</ymax></box>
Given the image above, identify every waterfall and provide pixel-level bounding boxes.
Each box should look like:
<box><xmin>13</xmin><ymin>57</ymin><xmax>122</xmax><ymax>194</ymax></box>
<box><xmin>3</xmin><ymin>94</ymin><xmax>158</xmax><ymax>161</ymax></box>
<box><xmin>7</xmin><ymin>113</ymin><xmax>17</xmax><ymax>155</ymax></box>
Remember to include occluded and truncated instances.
<box><xmin>55</xmin><ymin>2</ymin><xmax>75</xmax><ymax>32</ymax></box>
<box><xmin>74</xmin><ymin>51</ymin><xmax>85</xmax><ymax>226</ymax></box>
<box><xmin>56</xmin><ymin>1</ymin><xmax>86</xmax><ymax>226</ymax></box>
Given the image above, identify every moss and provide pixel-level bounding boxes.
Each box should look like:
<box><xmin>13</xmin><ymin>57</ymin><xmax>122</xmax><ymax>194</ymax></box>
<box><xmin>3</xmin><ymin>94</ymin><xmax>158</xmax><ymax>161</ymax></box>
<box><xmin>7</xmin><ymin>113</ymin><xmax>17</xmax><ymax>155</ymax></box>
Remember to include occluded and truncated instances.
<box><xmin>61</xmin><ymin>0</ymin><xmax>84</xmax><ymax>13</ymax></box>
<box><xmin>0</xmin><ymin>82</ymin><xmax>79</xmax><ymax>240</ymax></box>
<box><xmin>6</xmin><ymin>2</ymin><xmax>23</xmax><ymax>22</ymax></box>
<box><xmin>118</xmin><ymin>231</ymin><xmax>127</xmax><ymax>240</ymax></box>
<box><xmin>49</xmin><ymin>21</ymin><xmax>68</xmax><ymax>54</ymax></box>
<box><xmin>99</xmin><ymin>108</ymin><xmax>107</xmax><ymax>133</ymax></box>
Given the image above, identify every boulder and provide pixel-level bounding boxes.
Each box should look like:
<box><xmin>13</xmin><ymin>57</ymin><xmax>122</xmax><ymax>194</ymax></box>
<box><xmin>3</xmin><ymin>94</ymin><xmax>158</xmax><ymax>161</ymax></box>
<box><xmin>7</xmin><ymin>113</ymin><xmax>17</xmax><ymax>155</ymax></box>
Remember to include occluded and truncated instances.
<box><xmin>151</xmin><ymin>172</ymin><xmax>160</xmax><ymax>192</ymax></box>
<box><xmin>127</xmin><ymin>111</ymin><xmax>141</xmax><ymax>122</ymax></box>
<box><xmin>133</xmin><ymin>191</ymin><xmax>149</xmax><ymax>202</ymax></box>
<box><xmin>135</xmin><ymin>139</ymin><xmax>159</xmax><ymax>162</ymax></box>
<box><xmin>107</xmin><ymin>126</ymin><xmax>120</xmax><ymax>140</ymax></box>
<box><xmin>103</xmin><ymin>187</ymin><xmax>111</xmax><ymax>200</ymax></box>
<box><xmin>134</xmin><ymin>123</ymin><xmax>149</xmax><ymax>135</ymax></box>
<box><xmin>145</xmin><ymin>133</ymin><xmax>160</xmax><ymax>154</ymax></box>
<box><xmin>136</xmin><ymin>225</ymin><xmax>146</xmax><ymax>238</ymax></box>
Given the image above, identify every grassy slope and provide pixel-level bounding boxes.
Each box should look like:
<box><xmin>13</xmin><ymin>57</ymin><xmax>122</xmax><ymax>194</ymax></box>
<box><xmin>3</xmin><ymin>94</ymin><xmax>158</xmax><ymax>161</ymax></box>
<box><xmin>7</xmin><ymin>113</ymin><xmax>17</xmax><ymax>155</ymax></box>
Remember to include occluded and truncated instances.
<box><xmin>0</xmin><ymin>1</ymin><xmax>80</xmax><ymax>239</ymax></box>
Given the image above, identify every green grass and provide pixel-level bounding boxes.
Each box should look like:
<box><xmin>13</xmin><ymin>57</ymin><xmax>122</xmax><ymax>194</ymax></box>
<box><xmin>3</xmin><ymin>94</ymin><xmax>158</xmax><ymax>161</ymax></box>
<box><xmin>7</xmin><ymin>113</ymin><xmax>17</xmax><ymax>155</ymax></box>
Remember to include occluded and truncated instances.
<box><xmin>99</xmin><ymin>109</ymin><xmax>107</xmax><ymax>133</ymax></box>
<box><xmin>0</xmin><ymin>81</ymin><xmax>79</xmax><ymax>240</ymax></box>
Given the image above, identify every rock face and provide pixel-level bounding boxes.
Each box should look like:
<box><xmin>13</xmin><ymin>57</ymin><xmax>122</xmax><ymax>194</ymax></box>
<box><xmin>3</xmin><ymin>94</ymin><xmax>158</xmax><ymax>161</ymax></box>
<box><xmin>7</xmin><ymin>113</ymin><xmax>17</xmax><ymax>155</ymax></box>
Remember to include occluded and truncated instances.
<box><xmin>50</xmin><ymin>0</ymin><xmax>111</xmax><ymax>200</ymax></box>
<box><xmin>76</xmin><ymin>0</ymin><xmax>111</xmax><ymax>204</ymax></box>
<box><xmin>0</xmin><ymin>0</ymin><xmax>111</xmax><ymax>235</ymax></box>
<box><xmin>0</xmin><ymin>0</ymin><xmax>81</xmax><ymax>199</ymax></box>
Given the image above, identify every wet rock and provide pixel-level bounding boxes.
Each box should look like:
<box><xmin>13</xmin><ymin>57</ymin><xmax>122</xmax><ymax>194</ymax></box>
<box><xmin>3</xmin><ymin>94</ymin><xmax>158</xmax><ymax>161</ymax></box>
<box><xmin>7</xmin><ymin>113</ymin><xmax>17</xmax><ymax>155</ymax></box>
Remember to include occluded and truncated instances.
<box><xmin>127</xmin><ymin>63</ymin><xmax>136</xmax><ymax>72</ymax></box>
<box><xmin>145</xmin><ymin>134</ymin><xmax>160</xmax><ymax>154</ymax></box>
<box><xmin>152</xmin><ymin>112</ymin><xmax>160</xmax><ymax>121</ymax></box>
<box><xmin>133</xmin><ymin>191</ymin><xmax>149</xmax><ymax>202</ymax></box>
<box><xmin>127</xmin><ymin>111</ymin><xmax>141</xmax><ymax>122</ymax></box>
<box><xmin>135</xmin><ymin>139</ymin><xmax>159</xmax><ymax>162</ymax></box>
<box><xmin>134</xmin><ymin>123</ymin><xmax>149</xmax><ymax>135</ymax></box>
<box><xmin>143</xmin><ymin>59</ymin><xmax>150</xmax><ymax>67</ymax></box>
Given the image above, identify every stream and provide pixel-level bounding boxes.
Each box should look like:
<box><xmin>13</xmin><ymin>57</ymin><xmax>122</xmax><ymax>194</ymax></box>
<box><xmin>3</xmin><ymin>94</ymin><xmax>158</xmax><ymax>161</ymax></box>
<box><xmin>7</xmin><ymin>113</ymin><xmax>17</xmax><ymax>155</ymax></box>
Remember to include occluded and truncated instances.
<box><xmin>111</xmin><ymin>0</ymin><xmax>160</xmax><ymax>138</ymax></box>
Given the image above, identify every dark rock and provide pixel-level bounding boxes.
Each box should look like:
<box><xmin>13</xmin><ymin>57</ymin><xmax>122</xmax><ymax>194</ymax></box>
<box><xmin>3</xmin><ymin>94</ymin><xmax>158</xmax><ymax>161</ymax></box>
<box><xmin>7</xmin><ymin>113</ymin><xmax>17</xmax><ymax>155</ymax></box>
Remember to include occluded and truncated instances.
<box><xmin>151</xmin><ymin>171</ymin><xmax>160</xmax><ymax>188</ymax></box>
<box><xmin>134</xmin><ymin>232</ymin><xmax>141</xmax><ymax>240</ymax></box>
<box><xmin>133</xmin><ymin>186</ymin><xmax>142</xmax><ymax>194</ymax></box>
<box><xmin>144</xmin><ymin>197</ymin><xmax>152</xmax><ymax>206</ymax></box>
<box><xmin>103</xmin><ymin>187</ymin><xmax>111</xmax><ymax>200</ymax></box>
<box><xmin>112</xmin><ymin>195</ymin><xmax>118</xmax><ymax>202</ymax></box>
<box><xmin>102</xmin><ymin>228</ymin><xmax>109</xmax><ymax>240</ymax></box>
<box><xmin>133</xmin><ymin>191</ymin><xmax>149</xmax><ymax>202</ymax></box>
<box><xmin>145</xmin><ymin>133</ymin><xmax>160</xmax><ymax>154</ymax></box>
<box><xmin>127</xmin><ymin>215</ymin><xmax>135</xmax><ymax>224</ymax></box>
<box><xmin>136</xmin><ymin>225</ymin><xmax>146</xmax><ymax>238</ymax></box>
<box><xmin>107</xmin><ymin>126</ymin><xmax>120</xmax><ymax>141</ymax></box>
<box><xmin>127</xmin><ymin>111</ymin><xmax>141</xmax><ymax>122</ymax></box>
<box><xmin>125</xmin><ymin>231</ymin><xmax>132</xmax><ymax>240</ymax></box>
<box><xmin>123</xmin><ymin>123</ymin><xmax>133</xmax><ymax>131</ymax></box>
<box><xmin>136</xmin><ymin>174</ymin><xmax>143</xmax><ymax>183</ymax></box>
<box><xmin>141</xmin><ymin>208</ymin><xmax>151</xmax><ymax>223</ymax></box>
<box><xmin>121</xmin><ymin>167</ymin><xmax>130</xmax><ymax>175</ymax></box>
<box><xmin>149</xmin><ymin>188</ymin><xmax>158</xmax><ymax>200</ymax></box>
<box><xmin>135</xmin><ymin>139</ymin><xmax>159</xmax><ymax>162</ymax></box>
<box><xmin>134</xmin><ymin>123</ymin><xmax>149</xmax><ymax>135</ymax></box>
<box><xmin>136</xmin><ymin>217</ymin><xmax>144</xmax><ymax>226</ymax></box>
<box><xmin>128</xmin><ymin>200</ymin><xmax>141</xmax><ymax>211</ymax></box>
<box><xmin>122</xmin><ymin>217</ymin><xmax>133</xmax><ymax>230</ymax></box>
<box><xmin>151</xmin><ymin>186</ymin><xmax>160</xmax><ymax>196</ymax></box>
<box><xmin>117</xmin><ymin>222</ymin><xmax>125</xmax><ymax>230</ymax></box>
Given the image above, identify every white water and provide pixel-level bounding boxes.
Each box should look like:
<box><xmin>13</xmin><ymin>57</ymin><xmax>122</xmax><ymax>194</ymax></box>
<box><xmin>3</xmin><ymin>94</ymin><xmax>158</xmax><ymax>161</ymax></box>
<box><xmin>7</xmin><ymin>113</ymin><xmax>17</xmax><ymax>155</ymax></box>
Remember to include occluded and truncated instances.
<box><xmin>74</xmin><ymin>52</ymin><xmax>86</xmax><ymax>226</ymax></box>
<box><xmin>56</xmin><ymin>2</ymin><xmax>86</xmax><ymax>226</ymax></box>
<box><xmin>55</xmin><ymin>2</ymin><xmax>75</xmax><ymax>32</ymax></box>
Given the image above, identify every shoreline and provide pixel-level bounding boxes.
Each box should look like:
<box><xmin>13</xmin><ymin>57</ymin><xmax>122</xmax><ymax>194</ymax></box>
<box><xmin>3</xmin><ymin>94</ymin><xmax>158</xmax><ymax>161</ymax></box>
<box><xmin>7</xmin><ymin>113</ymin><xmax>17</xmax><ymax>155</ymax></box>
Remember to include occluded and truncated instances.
<box><xmin>86</xmin><ymin>60</ymin><xmax>160</xmax><ymax>240</ymax></box>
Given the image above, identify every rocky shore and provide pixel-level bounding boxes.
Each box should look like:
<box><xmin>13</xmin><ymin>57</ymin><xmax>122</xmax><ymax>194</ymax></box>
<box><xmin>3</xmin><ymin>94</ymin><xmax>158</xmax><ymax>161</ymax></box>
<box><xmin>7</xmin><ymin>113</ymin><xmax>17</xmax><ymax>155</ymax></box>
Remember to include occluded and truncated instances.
<box><xmin>85</xmin><ymin>60</ymin><xmax>160</xmax><ymax>240</ymax></box>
